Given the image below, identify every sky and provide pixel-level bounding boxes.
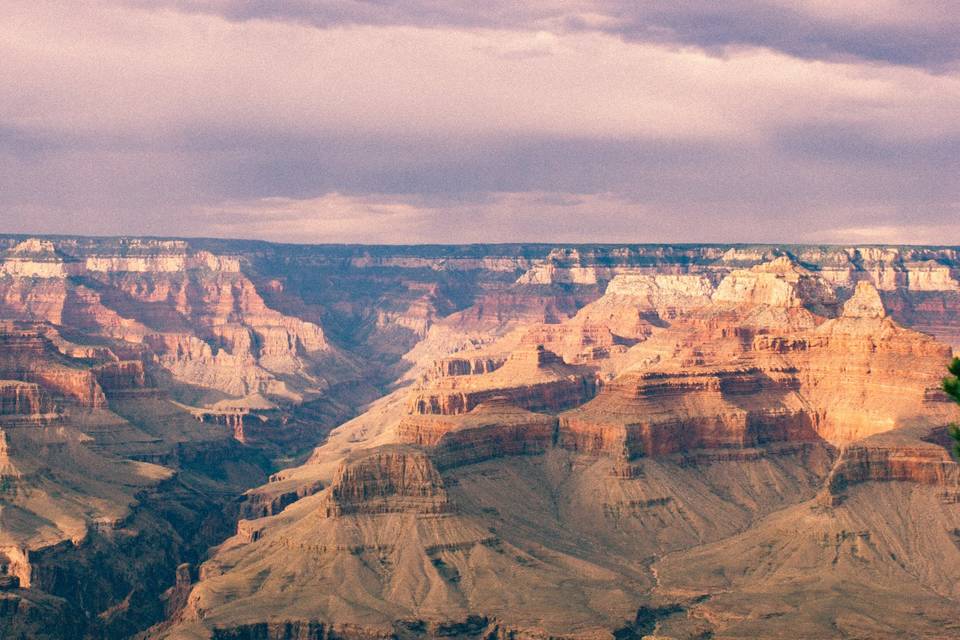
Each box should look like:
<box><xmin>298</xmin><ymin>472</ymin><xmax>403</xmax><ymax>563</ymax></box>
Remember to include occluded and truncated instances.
<box><xmin>1</xmin><ymin>1</ymin><xmax>959</xmax><ymax>245</ymax></box>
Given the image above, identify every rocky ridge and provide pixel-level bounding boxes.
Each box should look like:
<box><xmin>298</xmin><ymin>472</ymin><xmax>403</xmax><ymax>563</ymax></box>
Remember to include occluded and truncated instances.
<box><xmin>2</xmin><ymin>237</ymin><xmax>960</xmax><ymax>639</ymax></box>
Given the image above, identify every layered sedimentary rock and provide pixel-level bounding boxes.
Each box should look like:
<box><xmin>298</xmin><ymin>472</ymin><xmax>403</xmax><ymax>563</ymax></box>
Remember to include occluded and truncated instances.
<box><xmin>786</xmin><ymin>282</ymin><xmax>953</xmax><ymax>444</ymax></box>
<box><xmin>0</xmin><ymin>239</ymin><xmax>81</xmax><ymax>278</ymax></box>
<box><xmin>821</xmin><ymin>427</ymin><xmax>960</xmax><ymax>504</ymax></box>
<box><xmin>92</xmin><ymin>360</ymin><xmax>147</xmax><ymax>391</ymax></box>
<box><xmin>0</xmin><ymin>238</ymin><xmax>344</xmax><ymax>410</ymax></box>
<box><xmin>430</xmin><ymin>354</ymin><xmax>507</xmax><ymax>378</ymax></box>
<box><xmin>397</xmin><ymin>400</ymin><xmax>555</xmax><ymax>469</ymax></box>
<box><xmin>4</xmin><ymin>237</ymin><xmax>960</xmax><ymax>640</ymax></box>
<box><xmin>559</xmin><ymin>366</ymin><xmax>816</xmax><ymax>459</ymax></box>
<box><xmin>0</xmin><ymin>324</ymin><xmax>109</xmax><ymax>408</ymax></box>
<box><xmin>0</xmin><ymin>381</ymin><xmax>47</xmax><ymax>416</ymax></box>
<box><xmin>713</xmin><ymin>256</ymin><xmax>838</xmax><ymax>313</ymax></box>
<box><xmin>409</xmin><ymin>346</ymin><xmax>596</xmax><ymax>415</ymax></box>
<box><xmin>323</xmin><ymin>446</ymin><xmax>451</xmax><ymax>516</ymax></box>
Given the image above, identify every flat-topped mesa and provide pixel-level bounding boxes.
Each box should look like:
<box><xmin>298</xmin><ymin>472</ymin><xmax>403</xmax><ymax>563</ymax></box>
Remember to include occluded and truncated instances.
<box><xmin>0</xmin><ymin>239</ymin><xmax>81</xmax><ymax>279</ymax></box>
<box><xmin>396</xmin><ymin>400</ymin><xmax>556</xmax><ymax>470</ymax></box>
<box><xmin>602</xmin><ymin>273</ymin><xmax>714</xmax><ymax>317</ymax></box>
<box><xmin>713</xmin><ymin>256</ymin><xmax>837</xmax><ymax>312</ymax></box>
<box><xmin>83</xmin><ymin>241</ymin><xmax>241</xmax><ymax>273</ymax></box>
<box><xmin>408</xmin><ymin>346</ymin><xmax>597</xmax><ymax>416</ymax></box>
<box><xmin>820</xmin><ymin>431</ymin><xmax>960</xmax><ymax>505</ymax></box>
<box><xmin>558</xmin><ymin>365</ymin><xmax>816</xmax><ymax>460</ymax></box>
<box><xmin>431</xmin><ymin>354</ymin><xmax>507</xmax><ymax>379</ymax></box>
<box><xmin>323</xmin><ymin>446</ymin><xmax>451</xmax><ymax>517</ymax></box>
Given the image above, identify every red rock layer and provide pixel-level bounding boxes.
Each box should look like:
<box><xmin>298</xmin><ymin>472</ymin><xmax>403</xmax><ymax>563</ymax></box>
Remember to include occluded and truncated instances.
<box><xmin>822</xmin><ymin>432</ymin><xmax>960</xmax><ymax>504</ymax></box>
<box><xmin>559</xmin><ymin>367</ymin><xmax>816</xmax><ymax>459</ymax></box>
<box><xmin>431</xmin><ymin>355</ymin><xmax>506</xmax><ymax>378</ymax></box>
<box><xmin>324</xmin><ymin>447</ymin><xmax>450</xmax><ymax>516</ymax></box>
<box><xmin>91</xmin><ymin>361</ymin><xmax>146</xmax><ymax>391</ymax></box>
<box><xmin>410</xmin><ymin>346</ymin><xmax>597</xmax><ymax>416</ymax></box>
<box><xmin>0</xmin><ymin>381</ymin><xmax>47</xmax><ymax>416</ymax></box>
<box><xmin>397</xmin><ymin>401</ymin><xmax>556</xmax><ymax>470</ymax></box>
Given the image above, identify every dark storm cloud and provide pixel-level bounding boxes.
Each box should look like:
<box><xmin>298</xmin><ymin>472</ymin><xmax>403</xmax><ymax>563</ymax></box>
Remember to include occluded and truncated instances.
<box><xmin>126</xmin><ymin>0</ymin><xmax>960</xmax><ymax>69</ymax></box>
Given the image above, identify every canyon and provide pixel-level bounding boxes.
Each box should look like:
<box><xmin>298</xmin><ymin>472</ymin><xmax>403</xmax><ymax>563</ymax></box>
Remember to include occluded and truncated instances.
<box><xmin>0</xmin><ymin>237</ymin><xmax>959</xmax><ymax>639</ymax></box>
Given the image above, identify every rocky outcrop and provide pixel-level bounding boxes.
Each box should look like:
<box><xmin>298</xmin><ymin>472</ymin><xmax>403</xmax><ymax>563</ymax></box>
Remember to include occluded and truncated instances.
<box><xmin>20</xmin><ymin>366</ymin><xmax>106</xmax><ymax>408</ymax></box>
<box><xmin>324</xmin><ymin>447</ymin><xmax>450</xmax><ymax>516</ymax></box>
<box><xmin>431</xmin><ymin>355</ymin><xmax>507</xmax><ymax>378</ymax></box>
<box><xmin>0</xmin><ymin>239</ymin><xmax>81</xmax><ymax>278</ymax></box>
<box><xmin>713</xmin><ymin>256</ymin><xmax>837</xmax><ymax>311</ymax></box>
<box><xmin>559</xmin><ymin>366</ymin><xmax>817</xmax><ymax>459</ymax></box>
<box><xmin>410</xmin><ymin>347</ymin><xmax>596</xmax><ymax>416</ymax></box>
<box><xmin>786</xmin><ymin>283</ymin><xmax>953</xmax><ymax>444</ymax></box>
<box><xmin>92</xmin><ymin>360</ymin><xmax>147</xmax><ymax>391</ymax></box>
<box><xmin>0</xmin><ymin>328</ymin><xmax>108</xmax><ymax>406</ymax></box>
<box><xmin>397</xmin><ymin>401</ymin><xmax>555</xmax><ymax>469</ymax></box>
<box><xmin>821</xmin><ymin>430</ymin><xmax>960</xmax><ymax>504</ymax></box>
<box><xmin>841</xmin><ymin>280</ymin><xmax>886</xmax><ymax>318</ymax></box>
<box><xmin>238</xmin><ymin>480</ymin><xmax>325</xmax><ymax>519</ymax></box>
<box><xmin>0</xmin><ymin>381</ymin><xmax>47</xmax><ymax>416</ymax></box>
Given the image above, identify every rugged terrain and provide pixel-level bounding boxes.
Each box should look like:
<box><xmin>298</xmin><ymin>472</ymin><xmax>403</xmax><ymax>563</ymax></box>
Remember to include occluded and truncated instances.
<box><xmin>0</xmin><ymin>237</ymin><xmax>959</xmax><ymax>639</ymax></box>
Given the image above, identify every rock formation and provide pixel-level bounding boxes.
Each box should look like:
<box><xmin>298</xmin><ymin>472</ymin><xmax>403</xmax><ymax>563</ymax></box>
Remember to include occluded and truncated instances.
<box><xmin>2</xmin><ymin>237</ymin><xmax>960</xmax><ymax>640</ymax></box>
<box><xmin>409</xmin><ymin>345</ymin><xmax>596</xmax><ymax>416</ymax></box>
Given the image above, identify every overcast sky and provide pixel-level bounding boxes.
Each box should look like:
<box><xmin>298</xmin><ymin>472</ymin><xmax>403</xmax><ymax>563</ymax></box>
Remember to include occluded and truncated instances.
<box><xmin>2</xmin><ymin>1</ymin><xmax>959</xmax><ymax>244</ymax></box>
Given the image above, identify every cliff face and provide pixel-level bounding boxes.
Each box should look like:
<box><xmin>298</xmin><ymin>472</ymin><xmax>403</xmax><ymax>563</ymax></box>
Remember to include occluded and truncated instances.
<box><xmin>4</xmin><ymin>237</ymin><xmax>960</xmax><ymax>640</ymax></box>
<box><xmin>409</xmin><ymin>346</ymin><xmax>596</xmax><ymax>416</ymax></box>
<box><xmin>324</xmin><ymin>447</ymin><xmax>451</xmax><ymax>516</ymax></box>
<box><xmin>559</xmin><ymin>367</ymin><xmax>816</xmax><ymax>458</ymax></box>
<box><xmin>0</xmin><ymin>239</ymin><xmax>342</xmax><ymax>409</ymax></box>
<box><xmin>397</xmin><ymin>401</ymin><xmax>556</xmax><ymax>470</ymax></box>
<box><xmin>788</xmin><ymin>282</ymin><xmax>953</xmax><ymax>444</ymax></box>
<box><xmin>0</xmin><ymin>381</ymin><xmax>47</xmax><ymax>416</ymax></box>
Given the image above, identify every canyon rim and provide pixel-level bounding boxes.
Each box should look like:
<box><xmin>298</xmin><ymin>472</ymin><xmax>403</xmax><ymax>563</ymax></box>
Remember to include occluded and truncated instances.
<box><xmin>4</xmin><ymin>1</ymin><xmax>960</xmax><ymax>638</ymax></box>
<box><xmin>0</xmin><ymin>240</ymin><xmax>959</xmax><ymax>638</ymax></box>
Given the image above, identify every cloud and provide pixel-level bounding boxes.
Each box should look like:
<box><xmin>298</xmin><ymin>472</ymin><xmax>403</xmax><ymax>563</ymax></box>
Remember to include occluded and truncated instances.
<box><xmin>0</xmin><ymin>1</ymin><xmax>958</xmax><ymax>244</ymax></box>
<box><xmin>120</xmin><ymin>1</ymin><xmax>960</xmax><ymax>69</ymax></box>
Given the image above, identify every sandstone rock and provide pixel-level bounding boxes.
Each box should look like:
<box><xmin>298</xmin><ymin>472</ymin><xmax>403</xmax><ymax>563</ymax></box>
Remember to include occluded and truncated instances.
<box><xmin>821</xmin><ymin>428</ymin><xmax>960</xmax><ymax>504</ymax></box>
<box><xmin>92</xmin><ymin>361</ymin><xmax>146</xmax><ymax>391</ymax></box>
<box><xmin>7</xmin><ymin>237</ymin><xmax>960</xmax><ymax>640</ymax></box>
<box><xmin>0</xmin><ymin>381</ymin><xmax>47</xmax><ymax>416</ymax></box>
<box><xmin>713</xmin><ymin>257</ymin><xmax>836</xmax><ymax>310</ymax></box>
<box><xmin>409</xmin><ymin>346</ymin><xmax>596</xmax><ymax>416</ymax></box>
<box><xmin>559</xmin><ymin>366</ymin><xmax>816</xmax><ymax>459</ymax></box>
<box><xmin>841</xmin><ymin>280</ymin><xmax>885</xmax><ymax>318</ymax></box>
<box><xmin>324</xmin><ymin>446</ymin><xmax>450</xmax><ymax>516</ymax></box>
<box><xmin>397</xmin><ymin>400</ymin><xmax>556</xmax><ymax>469</ymax></box>
<box><xmin>0</xmin><ymin>239</ymin><xmax>80</xmax><ymax>279</ymax></box>
<box><xmin>431</xmin><ymin>355</ymin><xmax>507</xmax><ymax>378</ymax></box>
